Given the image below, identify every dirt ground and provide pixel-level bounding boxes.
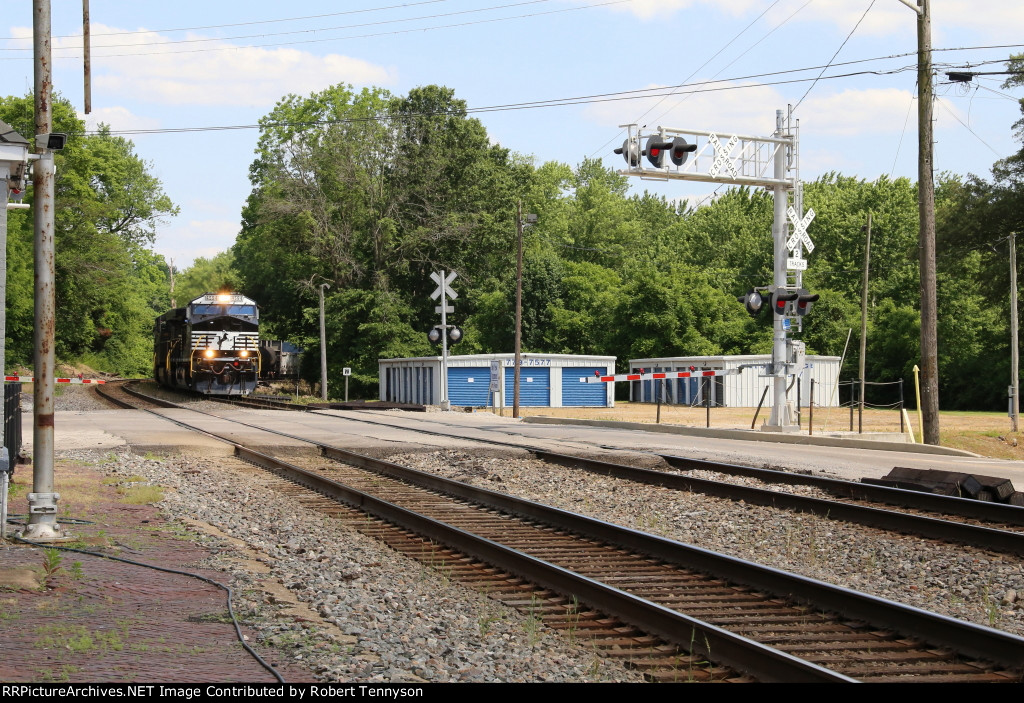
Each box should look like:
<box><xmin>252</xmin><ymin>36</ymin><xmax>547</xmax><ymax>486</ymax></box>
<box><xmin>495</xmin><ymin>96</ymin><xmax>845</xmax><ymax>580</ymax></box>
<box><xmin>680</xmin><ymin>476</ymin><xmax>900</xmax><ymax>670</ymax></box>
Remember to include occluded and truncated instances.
<box><xmin>507</xmin><ymin>402</ymin><xmax>1024</xmax><ymax>461</ymax></box>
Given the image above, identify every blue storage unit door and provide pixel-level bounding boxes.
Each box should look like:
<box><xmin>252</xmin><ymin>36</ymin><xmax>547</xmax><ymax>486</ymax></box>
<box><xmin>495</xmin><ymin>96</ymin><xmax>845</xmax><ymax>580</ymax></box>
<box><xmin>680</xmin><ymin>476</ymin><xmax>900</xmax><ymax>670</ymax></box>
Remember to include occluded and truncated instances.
<box><xmin>561</xmin><ymin>367</ymin><xmax>608</xmax><ymax>407</ymax></box>
<box><xmin>447</xmin><ymin>367</ymin><xmax>490</xmax><ymax>406</ymax></box>
<box><xmin>504</xmin><ymin>367</ymin><xmax>550</xmax><ymax>406</ymax></box>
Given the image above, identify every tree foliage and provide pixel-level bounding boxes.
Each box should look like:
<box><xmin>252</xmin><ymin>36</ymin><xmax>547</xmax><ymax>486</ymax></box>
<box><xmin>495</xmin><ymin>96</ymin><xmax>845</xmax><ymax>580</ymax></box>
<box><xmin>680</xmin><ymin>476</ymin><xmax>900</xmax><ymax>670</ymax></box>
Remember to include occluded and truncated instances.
<box><xmin>1</xmin><ymin>93</ymin><xmax>177</xmax><ymax>375</ymax></box>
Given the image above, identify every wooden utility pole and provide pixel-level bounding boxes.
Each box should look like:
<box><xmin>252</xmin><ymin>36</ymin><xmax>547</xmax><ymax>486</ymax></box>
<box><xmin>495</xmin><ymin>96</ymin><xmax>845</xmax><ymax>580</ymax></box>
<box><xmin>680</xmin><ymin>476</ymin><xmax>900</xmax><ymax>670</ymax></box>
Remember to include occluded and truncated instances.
<box><xmin>915</xmin><ymin>0</ymin><xmax>940</xmax><ymax>444</ymax></box>
<box><xmin>1011</xmin><ymin>232</ymin><xmax>1019</xmax><ymax>433</ymax></box>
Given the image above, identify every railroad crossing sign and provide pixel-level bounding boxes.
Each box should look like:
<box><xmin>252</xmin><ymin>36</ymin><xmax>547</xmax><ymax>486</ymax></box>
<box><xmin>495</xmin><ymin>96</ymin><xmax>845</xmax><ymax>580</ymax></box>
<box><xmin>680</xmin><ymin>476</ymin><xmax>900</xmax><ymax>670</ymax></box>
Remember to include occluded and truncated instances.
<box><xmin>707</xmin><ymin>133</ymin><xmax>739</xmax><ymax>179</ymax></box>
<box><xmin>430</xmin><ymin>271</ymin><xmax>458</xmax><ymax>301</ymax></box>
<box><xmin>785</xmin><ymin>206</ymin><xmax>815</xmax><ymax>254</ymax></box>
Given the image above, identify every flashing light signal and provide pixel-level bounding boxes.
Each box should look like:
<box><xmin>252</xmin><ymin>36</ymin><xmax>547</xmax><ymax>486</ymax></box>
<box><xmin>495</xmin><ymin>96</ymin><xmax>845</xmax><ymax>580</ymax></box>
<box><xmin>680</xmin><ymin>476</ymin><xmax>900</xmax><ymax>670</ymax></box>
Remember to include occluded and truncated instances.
<box><xmin>645</xmin><ymin>135</ymin><xmax>670</xmax><ymax>168</ymax></box>
<box><xmin>667</xmin><ymin>137</ymin><xmax>697</xmax><ymax>167</ymax></box>
<box><xmin>772</xmin><ymin>289</ymin><xmax>799</xmax><ymax>316</ymax></box>
<box><xmin>428</xmin><ymin>326</ymin><xmax>463</xmax><ymax>345</ymax></box>
<box><xmin>796</xmin><ymin>289</ymin><xmax>819</xmax><ymax>316</ymax></box>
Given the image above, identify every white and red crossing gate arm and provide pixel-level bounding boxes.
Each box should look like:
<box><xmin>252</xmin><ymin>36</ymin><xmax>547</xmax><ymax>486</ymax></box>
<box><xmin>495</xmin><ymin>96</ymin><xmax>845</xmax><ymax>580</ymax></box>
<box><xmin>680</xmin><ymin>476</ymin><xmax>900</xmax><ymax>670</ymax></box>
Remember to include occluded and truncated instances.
<box><xmin>584</xmin><ymin>368</ymin><xmax>741</xmax><ymax>384</ymax></box>
<box><xmin>4</xmin><ymin>376</ymin><xmax>107</xmax><ymax>384</ymax></box>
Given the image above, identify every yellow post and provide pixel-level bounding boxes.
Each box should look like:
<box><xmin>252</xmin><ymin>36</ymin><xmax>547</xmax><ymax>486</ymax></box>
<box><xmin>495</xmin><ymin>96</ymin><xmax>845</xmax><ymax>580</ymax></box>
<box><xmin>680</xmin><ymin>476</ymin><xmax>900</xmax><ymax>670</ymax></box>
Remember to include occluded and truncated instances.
<box><xmin>913</xmin><ymin>364</ymin><xmax>924</xmax><ymax>444</ymax></box>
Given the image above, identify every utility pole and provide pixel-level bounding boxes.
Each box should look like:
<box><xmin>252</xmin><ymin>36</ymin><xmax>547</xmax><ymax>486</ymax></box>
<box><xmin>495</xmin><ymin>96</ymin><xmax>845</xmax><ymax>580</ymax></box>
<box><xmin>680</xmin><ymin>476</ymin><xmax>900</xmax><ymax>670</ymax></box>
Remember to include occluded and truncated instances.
<box><xmin>22</xmin><ymin>0</ymin><xmax>65</xmax><ymax>541</ymax></box>
<box><xmin>513</xmin><ymin>201</ymin><xmax>523</xmax><ymax>419</ymax></box>
<box><xmin>319</xmin><ymin>282</ymin><xmax>329</xmax><ymax>401</ymax></box>
<box><xmin>1011</xmin><ymin>232</ymin><xmax>1019</xmax><ymax>433</ymax></box>
<box><xmin>859</xmin><ymin>212</ymin><xmax>872</xmax><ymax>431</ymax></box>
<box><xmin>902</xmin><ymin>0</ymin><xmax>940</xmax><ymax>444</ymax></box>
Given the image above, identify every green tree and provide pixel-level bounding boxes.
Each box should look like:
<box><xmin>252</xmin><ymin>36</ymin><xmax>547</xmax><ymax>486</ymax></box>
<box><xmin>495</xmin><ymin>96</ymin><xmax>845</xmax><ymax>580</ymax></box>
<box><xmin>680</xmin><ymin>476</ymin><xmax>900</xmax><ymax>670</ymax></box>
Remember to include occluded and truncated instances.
<box><xmin>0</xmin><ymin>93</ymin><xmax>177</xmax><ymax>375</ymax></box>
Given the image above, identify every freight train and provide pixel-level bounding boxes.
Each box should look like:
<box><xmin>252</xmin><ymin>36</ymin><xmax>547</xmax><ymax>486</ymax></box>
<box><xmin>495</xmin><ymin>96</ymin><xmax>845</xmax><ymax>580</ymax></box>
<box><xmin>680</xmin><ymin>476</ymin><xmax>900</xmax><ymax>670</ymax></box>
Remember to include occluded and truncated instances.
<box><xmin>154</xmin><ymin>292</ymin><xmax>261</xmax><ymax>395</ymax></box>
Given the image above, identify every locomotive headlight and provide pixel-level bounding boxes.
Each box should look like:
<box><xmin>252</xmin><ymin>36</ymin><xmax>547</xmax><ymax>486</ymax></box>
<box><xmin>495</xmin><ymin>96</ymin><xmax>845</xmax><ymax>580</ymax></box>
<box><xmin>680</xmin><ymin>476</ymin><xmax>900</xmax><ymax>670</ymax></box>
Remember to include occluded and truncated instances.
<box><xmin>204</xmin><ymin>348</ymin><xmax>216</xmax><ymax>358</ymax></box>
<box><xmin>239</xmin><ymin>350</ymin><xmax>249</xmax><ymax>358</ymax></box>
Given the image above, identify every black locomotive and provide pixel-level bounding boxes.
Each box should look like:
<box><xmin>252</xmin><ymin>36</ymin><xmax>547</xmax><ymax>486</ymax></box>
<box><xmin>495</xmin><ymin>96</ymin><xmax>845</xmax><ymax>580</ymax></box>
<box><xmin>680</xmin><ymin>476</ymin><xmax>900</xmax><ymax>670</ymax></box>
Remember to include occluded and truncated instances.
<box><xmin>154</xmin><ymin>293</ymin><xmax>261</xmax><ymax>395</ymax></box>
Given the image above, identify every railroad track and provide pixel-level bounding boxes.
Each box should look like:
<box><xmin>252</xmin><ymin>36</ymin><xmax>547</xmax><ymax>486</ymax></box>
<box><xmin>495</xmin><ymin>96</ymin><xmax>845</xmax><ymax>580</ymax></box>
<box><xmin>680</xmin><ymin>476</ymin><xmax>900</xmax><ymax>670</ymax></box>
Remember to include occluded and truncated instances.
<box><xmin>277</xmin><ymin>408</ymin><xmax>1024</xmax><ymax>554</ymax></box>
<box><xmin>96</xmin><ymin>384</ymin><xmax>1024</xmax><ymax>682</ymax></box>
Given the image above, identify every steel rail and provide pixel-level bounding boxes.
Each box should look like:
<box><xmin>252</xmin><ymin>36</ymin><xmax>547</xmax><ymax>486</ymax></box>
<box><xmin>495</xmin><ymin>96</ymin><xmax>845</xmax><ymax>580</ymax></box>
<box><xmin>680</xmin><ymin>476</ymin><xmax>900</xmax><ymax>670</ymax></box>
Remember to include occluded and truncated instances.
<box><xmin>531</xmin><ymin>450</ymin><xmax>1024</xmax><ymax>555</ymax></box>
<box><xmin>311</xmin><ymin>443</ymin><xmax>1024</xmax><ymax>673</ymax></box>
<box><xmin>658</xmin><ymin>453</ymin><xmax>1024</xmax><ymax>526</ymax></box>
<box><xmin>303</xmin><ymin>410</ymin><xmax>1024</xmax><ymax>548</ymax></box>
<box><xmin>107</xmin><ymin>383</ymin><xmax>1024</xmax><ymax>674</ymax></box>
<box><xmin>236</xmin><ymin>444</ymin><xmax>850</xmax><ymax>683</ymax></box>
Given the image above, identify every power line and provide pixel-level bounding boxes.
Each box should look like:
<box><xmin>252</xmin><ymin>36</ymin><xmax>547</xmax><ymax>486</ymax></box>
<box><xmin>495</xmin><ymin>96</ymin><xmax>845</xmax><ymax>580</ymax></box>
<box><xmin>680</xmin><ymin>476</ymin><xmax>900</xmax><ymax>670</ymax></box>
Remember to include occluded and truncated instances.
<box><xmin>0</xmin><ymin>0</ymin><xmax>632</xmax><ymax>59</ymax></box>
<box><xmin>793</xmin><ymin>0</ymin><xmax>876</xmax><ymax>112</ymax></box>
<box><xmin>24</xmin><ymin>0</ymin><xmax>556</xmax><ymax>51</ymax></box>
<box><xmin>87</xmin><ymin>64</ymin><xmax>922</xmax><ymax>138</ymax></box>
<box><xmin>0</xmin><ymin>0</ymin><xmax>454</xmax><ymax>40</ymax></box>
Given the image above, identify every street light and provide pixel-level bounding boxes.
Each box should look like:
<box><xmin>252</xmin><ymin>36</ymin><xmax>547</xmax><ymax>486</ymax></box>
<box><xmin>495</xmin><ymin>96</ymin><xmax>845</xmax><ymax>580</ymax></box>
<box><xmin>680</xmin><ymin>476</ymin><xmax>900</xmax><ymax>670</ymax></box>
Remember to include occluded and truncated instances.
<box><xmin>319</xmin><ymin>282</ymin><xmax>330</xmax><ymax>401</ymax></box>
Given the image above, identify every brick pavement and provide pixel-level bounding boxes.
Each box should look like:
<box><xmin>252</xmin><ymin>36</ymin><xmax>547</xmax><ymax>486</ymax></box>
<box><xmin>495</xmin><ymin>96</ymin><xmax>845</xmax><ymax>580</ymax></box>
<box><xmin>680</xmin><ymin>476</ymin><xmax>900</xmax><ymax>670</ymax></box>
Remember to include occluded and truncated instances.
<box><xmin>0</xmin><ymin>460</ymin><xmax>318</xmax><ymax>684</ymax></box>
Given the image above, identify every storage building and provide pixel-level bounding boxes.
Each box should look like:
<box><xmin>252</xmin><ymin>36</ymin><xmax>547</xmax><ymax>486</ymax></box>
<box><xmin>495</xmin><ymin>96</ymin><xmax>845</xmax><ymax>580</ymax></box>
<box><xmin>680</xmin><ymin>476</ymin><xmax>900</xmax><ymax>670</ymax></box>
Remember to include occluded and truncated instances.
<box><xmin>629</xmin><ymin>354</ymin><xmax>841</xmax><ymax>408</ymax></box>
<box><xmin>379</xmin><ymin>353</ymin><xmax>616</xmax><ymax>408</ymax></box>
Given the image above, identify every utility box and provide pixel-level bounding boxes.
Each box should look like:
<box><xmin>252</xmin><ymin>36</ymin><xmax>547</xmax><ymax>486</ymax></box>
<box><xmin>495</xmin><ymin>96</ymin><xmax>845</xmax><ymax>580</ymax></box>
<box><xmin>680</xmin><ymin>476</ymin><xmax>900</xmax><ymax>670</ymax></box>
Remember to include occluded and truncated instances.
<box><xmin>3</xmin><ymin>382</ymin><xmax>22</xmax><ymax>472</ymax></box>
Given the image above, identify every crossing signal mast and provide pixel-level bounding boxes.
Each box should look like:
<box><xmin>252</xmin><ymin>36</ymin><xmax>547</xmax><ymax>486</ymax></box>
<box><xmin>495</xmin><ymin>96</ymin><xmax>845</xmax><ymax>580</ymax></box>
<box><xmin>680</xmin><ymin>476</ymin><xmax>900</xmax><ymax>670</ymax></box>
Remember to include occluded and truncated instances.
<box><xmin>614</xmin><ymin>111</ymin><xmax>814</xmax><ymax>432</ymax></box>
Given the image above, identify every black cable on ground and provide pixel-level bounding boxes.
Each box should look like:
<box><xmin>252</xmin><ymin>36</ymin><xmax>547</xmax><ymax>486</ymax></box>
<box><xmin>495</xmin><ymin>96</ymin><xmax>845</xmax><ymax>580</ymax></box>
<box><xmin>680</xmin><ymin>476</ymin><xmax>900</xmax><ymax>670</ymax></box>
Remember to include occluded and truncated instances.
<box><xmin>9</xmin><ymin>534</ymin><xmax>286</xmax><ymax>684</ymax></box>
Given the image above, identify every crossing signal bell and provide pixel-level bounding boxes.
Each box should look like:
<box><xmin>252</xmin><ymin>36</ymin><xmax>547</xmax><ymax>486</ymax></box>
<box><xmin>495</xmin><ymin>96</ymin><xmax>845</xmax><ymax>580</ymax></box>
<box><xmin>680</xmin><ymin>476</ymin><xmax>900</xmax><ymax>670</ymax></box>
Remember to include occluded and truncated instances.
<box><xmin>737</xmin><ymin>289</ymin><xmax>765</xmax><ymax>317</ymax></box>
<box><xmin>796</xmin><ymin>289</ymin><xmax>819</xmax><ymax>316</ymax></box>
<box><xmin>614</xmin><ymin>138</ymin><xmax>641</xmax><ymax>167</ymax></box>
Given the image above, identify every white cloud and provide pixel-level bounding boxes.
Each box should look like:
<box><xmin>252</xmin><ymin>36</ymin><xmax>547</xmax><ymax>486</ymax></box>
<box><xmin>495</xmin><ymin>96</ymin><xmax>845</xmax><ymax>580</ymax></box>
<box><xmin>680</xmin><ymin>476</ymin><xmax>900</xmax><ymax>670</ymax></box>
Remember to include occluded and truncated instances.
<box><xmin>47</xmin><ymin>24</ymin><xmax>394</xmax><ymax>108</ymax></box>
<box><xmin>583</xmin><ymin>81</ymin><xmax>789</xmax><ymax>136</ymax></box>
<box><xmin>800</xmin><ymin>87</ymin><xmax>917</xmax><ymax>136</ymax></box>
<box><xmin>157</xmin><ymin>218</ymin><xmax>239</xmax><ymax>269</ymax></box>
<box><xmin>80</xmin><ymin>106</ymin><xmax>161</xmax><ymax>133</ymax></box>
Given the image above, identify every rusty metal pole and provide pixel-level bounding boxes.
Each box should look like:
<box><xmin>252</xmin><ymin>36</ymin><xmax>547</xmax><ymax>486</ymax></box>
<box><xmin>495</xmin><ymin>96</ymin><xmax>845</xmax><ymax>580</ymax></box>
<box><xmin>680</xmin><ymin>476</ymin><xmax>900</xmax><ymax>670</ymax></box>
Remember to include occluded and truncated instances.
<box><xmin>82</xmin><ymin>0</ymin><xmax>91</xmax><ymax>114</ymax></box>
<box><xmin>22</xmin><ymin>0</ymin><xmax>65</xmax><ymax>541</ymax></box>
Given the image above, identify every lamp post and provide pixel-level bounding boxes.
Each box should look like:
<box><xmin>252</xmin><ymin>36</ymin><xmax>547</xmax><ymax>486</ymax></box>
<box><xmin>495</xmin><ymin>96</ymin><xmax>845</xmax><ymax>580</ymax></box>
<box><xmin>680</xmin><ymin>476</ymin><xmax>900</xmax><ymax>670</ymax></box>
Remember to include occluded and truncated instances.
<box><xmin>319</xmin><ymin>282</ymin><xmax>329</xmax><ymax>401</ymax></box>
<box><xmin>512</xmin><ymin>204</ymin><xmax>536</xmax><ymax>419</ymax></box>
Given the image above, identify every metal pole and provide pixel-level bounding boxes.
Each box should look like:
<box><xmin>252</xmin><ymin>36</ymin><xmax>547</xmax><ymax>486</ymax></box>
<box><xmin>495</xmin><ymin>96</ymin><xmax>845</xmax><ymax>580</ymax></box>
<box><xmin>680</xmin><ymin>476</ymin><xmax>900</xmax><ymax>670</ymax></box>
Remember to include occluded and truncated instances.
<box><xmin>23</xmin><ymin>0</ymin><xmax>64</xmax><ymax>541</ymax></box>
<box><xmin>440</xmin><ymin>271</ymin><xmax>449</xmax><ymax>411</ymax></box>
<box><xmin>809</xmin><ymin>378</ymin><xmax>815</xmax><ymax>436</ymax></box>
<box><xmin>1</xmin><ymin>165</ymin><xmax>8</xmax><ymax>538</ymax></box>
<box><xmin>751</xmin><ymin>386</ymin><xmax>769</xmax><ymax>430</ymax></box>
<box><xmin>513</xmin><ymin>202</ymin><xmax>523</xmax><ymax>419</ymax></box>
<box><xmin>82</xmin><ymin>0</ymin><xmax>91</xmax><ymax>114</ymax></box>
<box><xmin>916</xmin><ymin>0</ymin><xmax>940</xmax><ymax>444</ymax></box>
<box><xmin>319</xmin><ymin>283</ymin><xmax>329</xmax><ymax>401</ymax></box>
<box><xmin>1010</xmin><ymin>232</ymin><xmax>1019</xmax><ymax>433</ymax></box>
<box><xmin>705</xmin><ymin>378</ymin><xmax>710</xmax><ymax>428</ymax></box>
<box><xmin>765</xmin><ymin>110</ymin><xmax>792</xmax><ymax>430</ymax></box>
<box><xmin>900</xmin><ymin>379</ymin><xmax>905</xmax><ymax>433</ymax></box>
<box><xmin>858</xmin><ymin>378</ymin><xmax>863</xmax><ymax>434</ymax></box>
<box><xmin>859</xmin><ymin>211</ymin><xmax>871</xmax><ymax>431</ymax></box>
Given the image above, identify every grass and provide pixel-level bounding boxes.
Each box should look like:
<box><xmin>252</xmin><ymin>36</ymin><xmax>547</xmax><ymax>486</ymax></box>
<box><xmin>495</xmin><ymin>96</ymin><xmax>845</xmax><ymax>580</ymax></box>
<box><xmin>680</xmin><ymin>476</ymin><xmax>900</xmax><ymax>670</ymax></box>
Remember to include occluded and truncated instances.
<box><xmin>116</xmin><ymin>484</ymin><xmax>164</xmax><ymax>505</ymax></box>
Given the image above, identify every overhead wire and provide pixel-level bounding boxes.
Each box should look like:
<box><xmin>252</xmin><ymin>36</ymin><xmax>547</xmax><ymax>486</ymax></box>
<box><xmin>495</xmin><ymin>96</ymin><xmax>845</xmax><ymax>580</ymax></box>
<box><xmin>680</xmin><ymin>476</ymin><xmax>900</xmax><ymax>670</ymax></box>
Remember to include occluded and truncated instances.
<box><xmin>90</xmin><ymin>64</ymin><xmax>922</xmax><ymax>137</ymax></box>
<box><xmin>0</xmin><ymin>0</ymin><xmax>633</xmax><ymax>59</ymax></box>
<box><xmin>792</xmin><ymin>0</ymin><xmax>877</xmax><ymax>112</ymax></box>
<box><xmin>0</xmin><ymin>0</ymin><xmax>455</xmax><ymax>39</ymax></box>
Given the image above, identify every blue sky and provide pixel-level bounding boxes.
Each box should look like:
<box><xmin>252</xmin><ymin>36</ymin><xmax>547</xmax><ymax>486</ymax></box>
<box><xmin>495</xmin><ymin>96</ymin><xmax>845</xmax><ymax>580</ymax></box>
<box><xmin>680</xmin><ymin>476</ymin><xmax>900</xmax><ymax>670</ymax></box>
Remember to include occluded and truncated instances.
<box><xmin>3</xmin><ymin>1</ymin><xmax>1023</xmax><ymax>269</ymax></box>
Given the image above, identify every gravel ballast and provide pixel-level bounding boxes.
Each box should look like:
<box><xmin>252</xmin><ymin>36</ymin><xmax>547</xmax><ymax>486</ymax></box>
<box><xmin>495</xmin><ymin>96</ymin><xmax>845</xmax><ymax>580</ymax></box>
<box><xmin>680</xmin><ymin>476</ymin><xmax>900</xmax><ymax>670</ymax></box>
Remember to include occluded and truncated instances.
<box><xmin>70</xmin><ymin>447</ymin><xmax>646</xmax><ymax>684</ymax></box>
<box><xmin>386</xmin><ymin>448</ymin><xmax>1024</xmax><ymax>638</ymax></box>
